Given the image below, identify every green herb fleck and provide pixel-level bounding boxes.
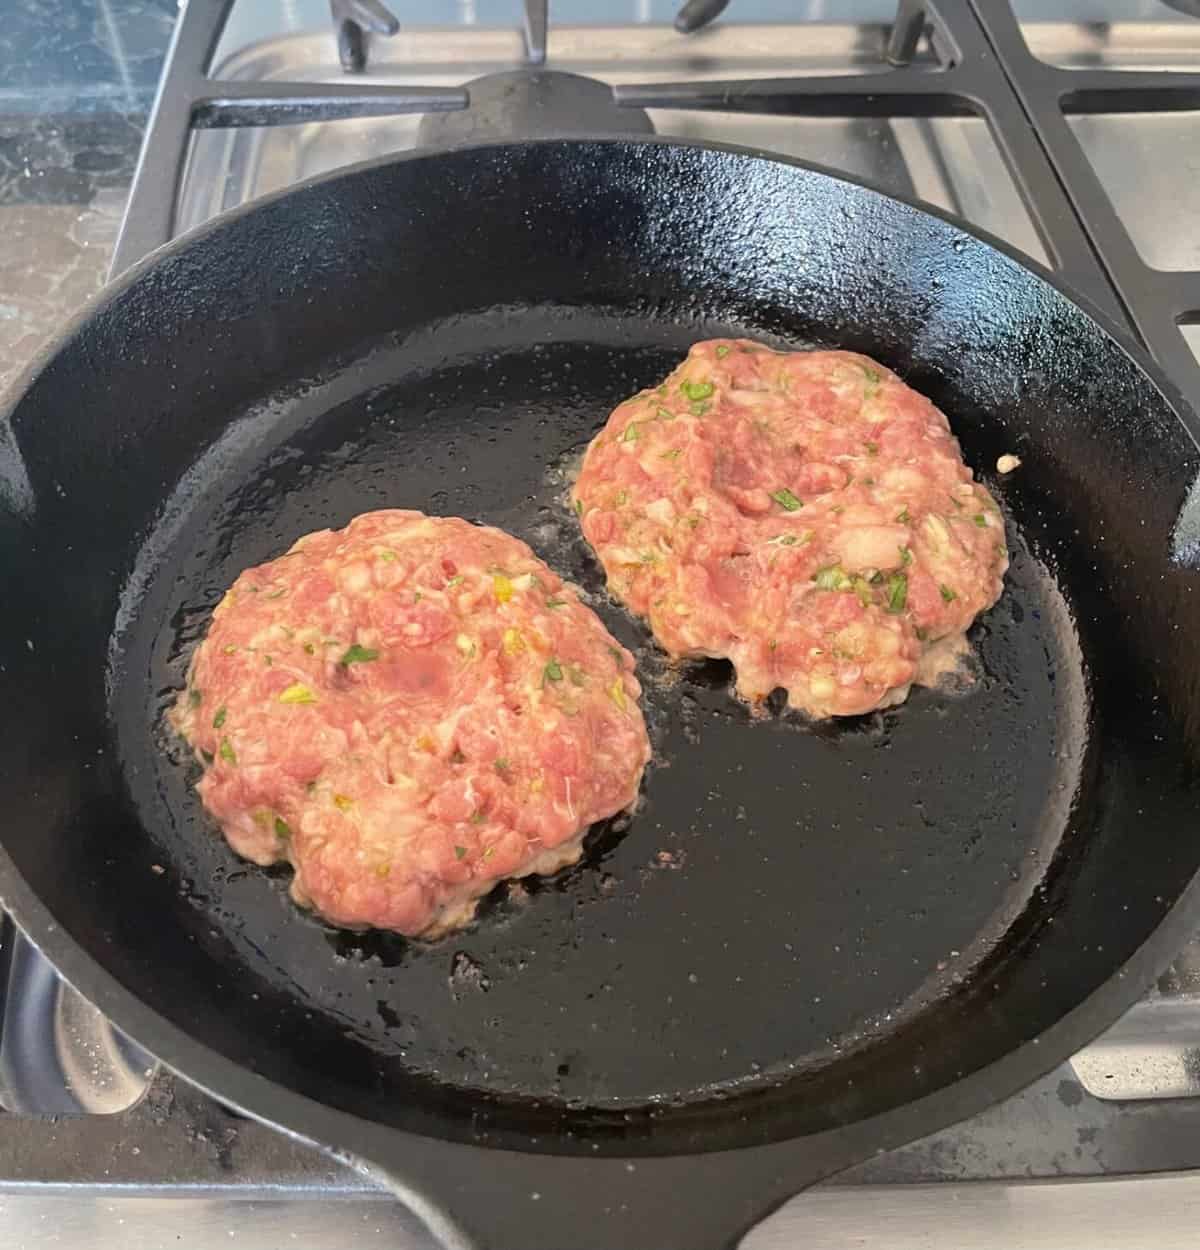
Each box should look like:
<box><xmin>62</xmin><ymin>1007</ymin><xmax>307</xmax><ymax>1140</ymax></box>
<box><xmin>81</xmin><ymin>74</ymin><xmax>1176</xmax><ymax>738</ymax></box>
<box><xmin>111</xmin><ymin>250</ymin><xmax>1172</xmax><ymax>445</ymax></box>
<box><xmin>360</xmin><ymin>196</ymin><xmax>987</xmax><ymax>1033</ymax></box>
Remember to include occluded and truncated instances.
<box><xmin>482</xmin><ymin>845</ymin><xmax>497</xmax><ymax>862</ymax></box>
<box><xmin>814</xmin><ymin>565</ymin><xmax>852</xmax><ymax>591</ymax></box>
<box><xmin>865</xmin><ymin>441</ymin><xmax>879</xmax><ymax>456</ymax></box>
<box><xmin>303</xmin><ymin>642</ymin><xmax>315</xmax><ymax>655</ymax></box>
<box><xmin>621</xmin><ymin>422</ymin><xmax>641</xmax><ymax>443</ymax></box>
<box><xmin>614</xmin><ymin>489</ymin><xmax>628</xmax><ymax>507</ymax></box>
<box><xmin>851</xmin><ymin>576</ymin><xmax>875</xmax><ymax>607</ymax></box>
<box><xmin>470</xmin><ymin>810</ymin><xmax>486</xmax><ymax>825</ymax></box>
<box><xmin>940</xmin><ymin>584</ymin><xmax>957</xmax><ymax>603</ymax></box>
<box><xmin>454</xmin><ymin>845</ymin><xmax>467</xmax><ymax>860</ymax></box>
<box><xmin>915</xmin><ymin>626</ymin><xmax>929</xmax><ymax>641</ymax></box>
<box><xmin>899</xmin><ymin>545</ymin><xmax>913</xmax><ymax>566</ymax></box>
<box><xmin>274</xmin><ymin>817</ymin><xmax>291</xmax><ymax>841</ymax></box>
<box><xmin>266</xmin><ymin>588</ymin><xmax>287</xmax><ymax>600</ymax></box>
<box><xmin>543</xmin><ymin>659</ymin><xmax>564</xmax><ymax>684</ymax></box>
<box><xmin>770</xmin><ymin>488</ymin><xmax>802</xmax><ymax>512</ymax></box>
<box><xmin>446</xmin><ymin>574</ymin><xmax>464</xmax><ymax>588</ymax></box>
<box><xmin>656</xmin><ymin>406</ymin><xmax>676</xmax><ymax>421</ymax></box>
<box><xmin>715</xmin><ymin>345</ymin><xmax>731</xmax><ymax>358</ymax></box>
<box><xmin>413</xmin><ymin>591</ymin><xmax>422</xmax><ymax>603</ymax></box>
<box><xmin>340</xmin><ymin>644</ymin><xmax>379</xmax><ymax>666</ymax></box>
<box><xmin>494</xmin><ymin>758</ymin><xmax>511</xmax><ymax>776</ymax></box>
<box><xmin>212</xmin><ymin>706</ymin><xmax>227</xmax><ymax>729</ymax></box>
<box><xmin>377</xmin><ymin>548</ymin><xmax>397</xmax><ymax>561</ymax></box>
<box><xmin>188</xmin><ymin>688</ymin><xmax>202</xmax><ymax>708</ymax></box>
<box><xmin>218</xmin><ymin>737</ymin><xmax>237</xmax><ymax>765</ymax></box>
<box><xmin>770</xmin><ymin>533</ymin><xmax>799</xmax><ymax>546</ymax></box>
<box><xmin>545</xmin><ymin>597</ymin><xmax>566</xmax><ymax>609</ymax></box>
<box><xmin>680</xmin><ymin>379</ymin><xmax>715</xmax><ymax>402</ymax></box>
<box><xmin>886</xmin><ymin>572</ymin><xmax>908</xmax><ymax>614</ymax></box>
<box><xmin>200</xmin><ymin>748</ymin><xmax>214</xmax><ymax>766</ymax></box>
<box><xmin>568</xmin><ymin>664</ymin><xmax>587</xmax><ymax>687</ymax></box>
<box><xmin>660</xmin><ymin>448</ymin><xmax>682</xmax><ymax>460</ymax></box>
<box><xmin>574</xmin><ymin>498</ymin><xmax>584</xmax><ymax>516</ymax></box>
<box><xmin>973</xmin><ymin>513</ymin><xmax>987</xmax><ymax>527</ymax></box>
<box><xmin>607</xmin><ymin>645</ymin><xmax>623</xmax><ymax>666</ymax></box>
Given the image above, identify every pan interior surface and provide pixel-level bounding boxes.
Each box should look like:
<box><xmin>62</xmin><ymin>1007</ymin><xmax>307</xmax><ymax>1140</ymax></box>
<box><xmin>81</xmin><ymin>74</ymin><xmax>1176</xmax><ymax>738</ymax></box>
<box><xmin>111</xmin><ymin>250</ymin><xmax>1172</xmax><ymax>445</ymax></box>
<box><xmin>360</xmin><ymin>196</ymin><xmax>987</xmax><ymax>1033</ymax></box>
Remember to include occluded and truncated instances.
<box><xmin>118</xmin><ymin>316</ymin><xmax>1084</xmax><ymax>1105</ymax></box>
<box><xmin>3</xmin><ymin>141</ymin><xmax>1200</xmax><ymax>1156</ymax></box>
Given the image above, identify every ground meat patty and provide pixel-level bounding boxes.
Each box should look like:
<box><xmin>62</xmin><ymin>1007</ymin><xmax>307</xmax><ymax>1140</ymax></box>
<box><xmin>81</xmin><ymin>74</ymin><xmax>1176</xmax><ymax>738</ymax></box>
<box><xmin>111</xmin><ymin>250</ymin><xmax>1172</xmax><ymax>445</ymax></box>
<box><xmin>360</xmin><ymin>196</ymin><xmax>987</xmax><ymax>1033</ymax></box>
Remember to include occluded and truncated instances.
<box><xmin>573</xmin><ymin>341</ymin><xmax>1008</xmax><ymax>717</ymax></box>
<box><xmin>171</xmin><ymin>510</ymin><xmax>650</xmax><ymax>937</ymax></box>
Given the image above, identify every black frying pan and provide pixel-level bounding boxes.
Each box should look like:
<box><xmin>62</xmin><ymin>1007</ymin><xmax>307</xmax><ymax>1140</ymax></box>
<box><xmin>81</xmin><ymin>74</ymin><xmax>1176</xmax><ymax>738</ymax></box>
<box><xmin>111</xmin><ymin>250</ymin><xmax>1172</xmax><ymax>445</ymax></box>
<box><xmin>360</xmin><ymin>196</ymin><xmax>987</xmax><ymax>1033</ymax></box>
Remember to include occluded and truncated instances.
<box><xmin>3</xmin><ymin>139</ymin><xmax>1200</xmax><ymax>1249</ymax></box>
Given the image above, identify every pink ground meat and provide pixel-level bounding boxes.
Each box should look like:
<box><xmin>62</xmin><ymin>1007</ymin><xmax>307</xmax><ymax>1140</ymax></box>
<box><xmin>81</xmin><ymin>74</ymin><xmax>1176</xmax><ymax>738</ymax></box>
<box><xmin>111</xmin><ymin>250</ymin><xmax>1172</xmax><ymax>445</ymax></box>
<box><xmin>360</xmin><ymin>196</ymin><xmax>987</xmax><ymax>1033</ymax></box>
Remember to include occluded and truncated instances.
<box><xmin>172</xmin><ymin>510</ymin><xmax>650</xmax><ymax>937</ymax></box>
<box><xmin>572</xmin><ymin>341</ymin><xmax>1007</xmax><ymax>717</ymax></box>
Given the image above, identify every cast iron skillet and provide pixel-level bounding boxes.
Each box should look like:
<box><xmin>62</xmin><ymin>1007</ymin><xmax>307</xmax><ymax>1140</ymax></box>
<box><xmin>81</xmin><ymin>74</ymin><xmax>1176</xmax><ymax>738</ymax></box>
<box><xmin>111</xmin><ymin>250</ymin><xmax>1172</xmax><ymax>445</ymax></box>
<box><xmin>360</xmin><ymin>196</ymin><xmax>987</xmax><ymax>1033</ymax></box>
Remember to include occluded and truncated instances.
<box><xmin>3</xmin><ymin>139</ymin><xmax>1200</xmax><ymax>1249</ymax></box>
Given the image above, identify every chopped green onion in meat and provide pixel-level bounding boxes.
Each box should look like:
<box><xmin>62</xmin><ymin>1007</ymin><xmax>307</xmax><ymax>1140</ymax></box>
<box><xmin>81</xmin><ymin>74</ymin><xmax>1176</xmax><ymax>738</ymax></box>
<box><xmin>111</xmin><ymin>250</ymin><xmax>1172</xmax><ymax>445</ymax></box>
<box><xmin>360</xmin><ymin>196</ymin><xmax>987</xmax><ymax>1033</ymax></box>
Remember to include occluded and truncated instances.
<box><xmin>279</xmin><ymin>683</ymin><xmax>318</xmax><ymax>704</ymax></box>
<box><xmin>340</xmin><ymin>644</ymin><xmax>379</xmax><ymax>666</ymax></box>
<box><xmin>886</xmin><ymin>572</ymin><xmax>908</xmax><ymax>613</ymax></box>
<box><xmin>814</xmin><ymin>565</ymin><xmax>852</xmax><ymax>591</ymax></box>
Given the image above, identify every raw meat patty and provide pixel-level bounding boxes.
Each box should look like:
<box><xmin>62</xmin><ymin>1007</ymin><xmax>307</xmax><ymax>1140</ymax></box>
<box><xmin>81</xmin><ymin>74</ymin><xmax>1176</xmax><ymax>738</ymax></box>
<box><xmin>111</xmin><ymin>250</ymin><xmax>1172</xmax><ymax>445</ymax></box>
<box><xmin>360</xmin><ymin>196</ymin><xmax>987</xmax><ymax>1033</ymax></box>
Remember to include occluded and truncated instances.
<box><xmin>172</xmin><ymin>510</ymin><xmax>650</xmax><ymax>937</ymax></box>
<box><xmin>573</xmin><ymin>341</ymin><xmax>1008</xmax><ymax>717</ymax></box>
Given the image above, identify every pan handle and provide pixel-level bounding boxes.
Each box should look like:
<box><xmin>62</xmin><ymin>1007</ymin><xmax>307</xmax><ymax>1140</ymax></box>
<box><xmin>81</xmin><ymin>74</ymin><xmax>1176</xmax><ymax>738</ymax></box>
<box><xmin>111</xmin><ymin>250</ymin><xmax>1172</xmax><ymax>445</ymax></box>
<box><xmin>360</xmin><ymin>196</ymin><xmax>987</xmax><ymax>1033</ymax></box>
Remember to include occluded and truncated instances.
<box><xmin>355</xmin><ymin>1132</ymin><xmax>856</xmax><ymax>1250</ymax></box>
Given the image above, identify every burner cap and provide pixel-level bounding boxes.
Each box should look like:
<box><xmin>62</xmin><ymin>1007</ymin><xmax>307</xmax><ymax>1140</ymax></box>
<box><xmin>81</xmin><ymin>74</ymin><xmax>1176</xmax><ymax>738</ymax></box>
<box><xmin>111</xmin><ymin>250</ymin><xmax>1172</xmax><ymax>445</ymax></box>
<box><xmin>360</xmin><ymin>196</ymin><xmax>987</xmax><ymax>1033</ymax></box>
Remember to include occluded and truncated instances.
<box><xmin>416</xmin><ymin>70</ymin><xmax>654</xmax><ymax>146</ymax></box>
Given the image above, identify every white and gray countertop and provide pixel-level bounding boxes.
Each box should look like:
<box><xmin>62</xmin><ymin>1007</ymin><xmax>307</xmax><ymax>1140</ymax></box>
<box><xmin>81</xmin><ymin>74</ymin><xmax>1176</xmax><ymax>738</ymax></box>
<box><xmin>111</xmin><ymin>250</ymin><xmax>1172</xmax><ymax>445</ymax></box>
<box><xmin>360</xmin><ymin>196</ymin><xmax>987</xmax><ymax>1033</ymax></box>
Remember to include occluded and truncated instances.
<box><xmin>0</xmin><ymin>0</ymin><xmax>174</xmax><ymax>392</ymax></box>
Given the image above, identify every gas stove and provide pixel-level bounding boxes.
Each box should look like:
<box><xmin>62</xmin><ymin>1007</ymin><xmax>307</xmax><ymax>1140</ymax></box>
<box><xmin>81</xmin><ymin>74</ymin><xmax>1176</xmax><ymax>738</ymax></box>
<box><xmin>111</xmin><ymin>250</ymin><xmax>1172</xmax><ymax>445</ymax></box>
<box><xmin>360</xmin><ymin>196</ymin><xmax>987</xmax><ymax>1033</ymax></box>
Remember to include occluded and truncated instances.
<box><xmin>4</xmin><ymin>1</ymin><xmax>1200</xmax><ymax>1245</ymax></box>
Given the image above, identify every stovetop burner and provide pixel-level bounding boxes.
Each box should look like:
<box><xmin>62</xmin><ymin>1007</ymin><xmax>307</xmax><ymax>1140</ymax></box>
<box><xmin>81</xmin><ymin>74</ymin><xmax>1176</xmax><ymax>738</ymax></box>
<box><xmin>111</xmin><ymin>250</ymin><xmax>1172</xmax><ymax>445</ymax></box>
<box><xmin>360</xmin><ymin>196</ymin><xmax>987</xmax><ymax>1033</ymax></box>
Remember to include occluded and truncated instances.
<box><xmin>5</xmin><ymin>0</ymin><xmax>1200</xmax><ymax>1242</ymax></box>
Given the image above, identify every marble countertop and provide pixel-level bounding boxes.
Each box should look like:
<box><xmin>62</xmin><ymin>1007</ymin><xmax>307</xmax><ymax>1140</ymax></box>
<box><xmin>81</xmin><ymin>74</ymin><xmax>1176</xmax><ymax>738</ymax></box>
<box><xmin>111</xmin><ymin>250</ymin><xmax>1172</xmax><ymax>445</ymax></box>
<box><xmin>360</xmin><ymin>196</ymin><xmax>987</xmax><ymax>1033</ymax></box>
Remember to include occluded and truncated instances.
<box><xmin>0</xmin><ymin>0</ymin><xmax>175</xmax><ymax>392</ymax></box>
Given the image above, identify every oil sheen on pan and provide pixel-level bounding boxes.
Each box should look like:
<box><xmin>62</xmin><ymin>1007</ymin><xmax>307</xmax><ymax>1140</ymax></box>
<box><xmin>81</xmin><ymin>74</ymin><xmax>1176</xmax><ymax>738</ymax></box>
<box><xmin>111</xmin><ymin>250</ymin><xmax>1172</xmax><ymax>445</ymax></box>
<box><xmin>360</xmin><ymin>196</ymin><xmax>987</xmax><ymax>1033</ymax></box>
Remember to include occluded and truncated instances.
<box><xmin>573</xmin><ymin>340</ymin><xmax>1009</xmax><ymax>716</ymax></box>
<box><xmin>170</xmin><ymin>510</ymin><xmax>651</xmax><ymax>938</ymax></box>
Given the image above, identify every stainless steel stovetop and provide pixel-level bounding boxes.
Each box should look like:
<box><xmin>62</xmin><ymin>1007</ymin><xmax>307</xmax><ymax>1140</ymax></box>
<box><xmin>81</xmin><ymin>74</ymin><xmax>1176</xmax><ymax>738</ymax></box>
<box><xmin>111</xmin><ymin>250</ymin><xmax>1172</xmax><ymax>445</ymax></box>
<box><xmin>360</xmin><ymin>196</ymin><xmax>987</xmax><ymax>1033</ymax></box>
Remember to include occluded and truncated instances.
<box><xmin>4</xmin><ymin>1</ymin><xmax>1200</xmax><ymax>1245</ymax></box>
